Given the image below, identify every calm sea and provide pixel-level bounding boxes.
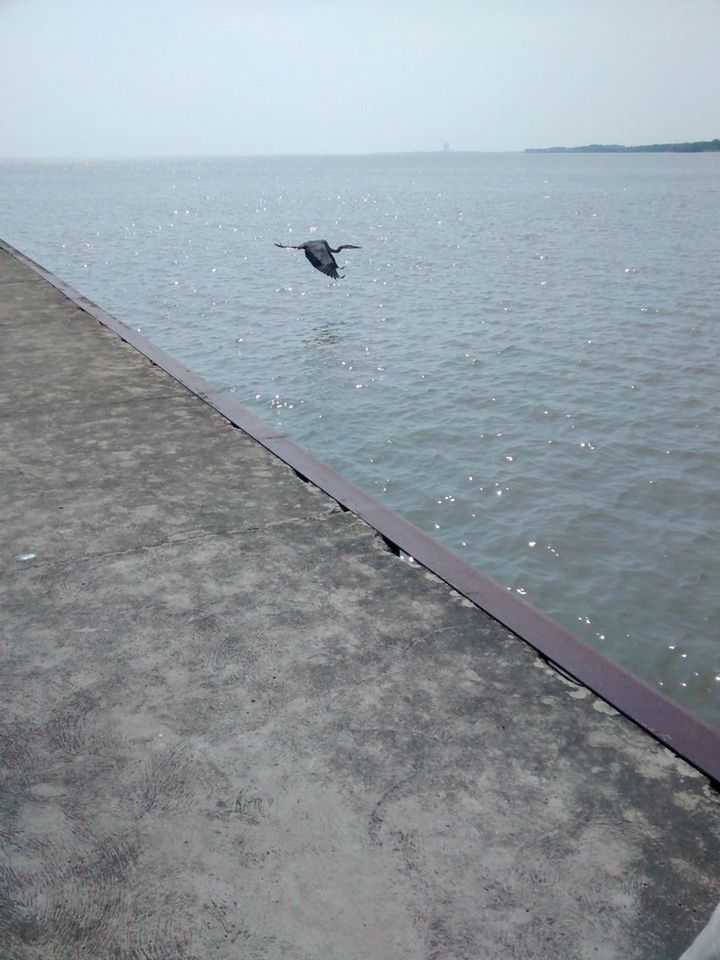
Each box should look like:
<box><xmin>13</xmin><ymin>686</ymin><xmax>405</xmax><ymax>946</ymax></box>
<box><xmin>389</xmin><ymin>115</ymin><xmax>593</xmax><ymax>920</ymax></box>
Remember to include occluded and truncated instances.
<box><xmin>2</xmin><ymin>153</ymin><xmax>718</xmax><ymax>726</ymax></box>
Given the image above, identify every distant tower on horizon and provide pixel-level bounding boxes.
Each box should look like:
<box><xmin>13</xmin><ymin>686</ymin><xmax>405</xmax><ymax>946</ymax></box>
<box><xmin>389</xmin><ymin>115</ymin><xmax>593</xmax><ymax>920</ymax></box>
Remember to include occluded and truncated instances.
<box><xmin>442</xmin><ymin>141</ymin><xmax>451</xmax><ymax>153</ymax></box>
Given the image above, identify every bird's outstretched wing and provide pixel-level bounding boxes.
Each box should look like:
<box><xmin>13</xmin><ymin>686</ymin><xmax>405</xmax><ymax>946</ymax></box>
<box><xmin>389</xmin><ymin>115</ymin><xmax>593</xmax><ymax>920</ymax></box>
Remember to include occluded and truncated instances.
<box><xmin>303</xmin><ymin>246</ymin><xmax>341</xmax><ymax>279</ymax></box>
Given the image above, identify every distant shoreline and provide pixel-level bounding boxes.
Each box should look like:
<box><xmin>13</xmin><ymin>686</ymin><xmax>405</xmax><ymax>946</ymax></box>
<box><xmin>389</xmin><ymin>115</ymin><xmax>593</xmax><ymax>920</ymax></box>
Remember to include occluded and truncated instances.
<box><xmin>525</xmin><ymin>138</ymin><xmax>720</xmax><ymax>153</ymax></box>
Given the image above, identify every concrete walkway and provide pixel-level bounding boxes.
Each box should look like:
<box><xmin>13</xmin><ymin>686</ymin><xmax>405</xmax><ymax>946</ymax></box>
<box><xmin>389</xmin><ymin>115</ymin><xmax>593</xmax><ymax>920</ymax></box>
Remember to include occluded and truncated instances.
<box><xmin>1</xmin><ymin>246</ymin><xmax>718</xmax><ymax>960</ymax></box>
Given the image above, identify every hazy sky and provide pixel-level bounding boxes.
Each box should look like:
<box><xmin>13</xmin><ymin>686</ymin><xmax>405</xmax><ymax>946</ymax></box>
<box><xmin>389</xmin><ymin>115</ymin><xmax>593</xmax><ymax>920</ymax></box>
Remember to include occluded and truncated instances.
<box><xmin>1</xmin><ymin>0</ymin><xmax>718</xmax><ymax>157</ymax></box>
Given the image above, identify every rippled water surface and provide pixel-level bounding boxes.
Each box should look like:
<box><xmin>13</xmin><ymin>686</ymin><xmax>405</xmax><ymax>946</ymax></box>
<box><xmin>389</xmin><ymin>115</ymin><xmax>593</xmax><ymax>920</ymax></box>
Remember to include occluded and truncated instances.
<box><xmin>2</xmin><ymin>153</ymin><xmax>719</xmax><ymax>724</ymax></box>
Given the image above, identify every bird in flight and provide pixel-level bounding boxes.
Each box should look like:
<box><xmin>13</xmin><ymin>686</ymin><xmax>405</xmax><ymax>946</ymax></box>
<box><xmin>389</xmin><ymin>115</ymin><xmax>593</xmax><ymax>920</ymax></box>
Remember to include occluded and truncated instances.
<box><xmin>274</xmin><ymin>239</ymin><xmax>361</xmax><ymax>279</ymax></box>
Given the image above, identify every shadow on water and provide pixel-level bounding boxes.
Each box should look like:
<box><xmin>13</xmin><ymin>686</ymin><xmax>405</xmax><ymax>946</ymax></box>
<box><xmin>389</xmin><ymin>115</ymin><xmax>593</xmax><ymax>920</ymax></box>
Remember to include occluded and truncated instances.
<box><xmin>306</xmin><ymin>320</ymin><xmax>348</xmax><ymax>348</ymax></box>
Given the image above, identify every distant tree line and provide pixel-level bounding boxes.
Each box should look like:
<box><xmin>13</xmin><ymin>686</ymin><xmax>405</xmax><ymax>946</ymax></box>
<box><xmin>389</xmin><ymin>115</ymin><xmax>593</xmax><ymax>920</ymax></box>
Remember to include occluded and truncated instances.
<box><xmin>525</xmin><ymin>138</ymin><xmax>720</xmax><ymax>153</ymax></box>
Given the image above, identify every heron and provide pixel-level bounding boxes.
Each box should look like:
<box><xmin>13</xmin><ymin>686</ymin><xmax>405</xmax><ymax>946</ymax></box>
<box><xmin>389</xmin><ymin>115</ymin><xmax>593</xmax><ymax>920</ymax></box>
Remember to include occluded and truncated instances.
<box><xmin>274</xmin><ymin>240</ymin><xmax>361</xmax><ymax>279</ymax></box>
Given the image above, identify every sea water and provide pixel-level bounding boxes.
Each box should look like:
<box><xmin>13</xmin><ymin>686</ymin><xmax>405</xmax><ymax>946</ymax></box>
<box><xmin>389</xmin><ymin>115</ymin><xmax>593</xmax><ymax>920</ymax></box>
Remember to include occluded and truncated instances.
<box><xmin>2</xmin><ymin>153</ymin><xmax>718</xmax><ymax>725</ymax></box>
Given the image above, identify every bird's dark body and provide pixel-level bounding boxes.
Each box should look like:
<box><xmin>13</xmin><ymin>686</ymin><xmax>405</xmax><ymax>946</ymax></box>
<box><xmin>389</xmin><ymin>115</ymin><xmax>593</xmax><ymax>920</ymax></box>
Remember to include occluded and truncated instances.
<box><xmin>300</xmin><ymin>241</ymin><xmax>342</xmax><ymax>278</ymax></box>
<box><xmin>274</xmin><ymin>239</ymin><xmax>361</xmax><ymax>279</ymax></box>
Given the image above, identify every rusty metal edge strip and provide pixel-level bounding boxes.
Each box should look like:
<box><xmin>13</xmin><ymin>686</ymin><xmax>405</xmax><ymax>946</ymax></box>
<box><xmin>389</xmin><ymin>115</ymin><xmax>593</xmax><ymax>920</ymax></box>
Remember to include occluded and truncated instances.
<box><xmin>3</xmin><ymin>237</ymin><xmax>719</xmax><ymax>784</ymax></box>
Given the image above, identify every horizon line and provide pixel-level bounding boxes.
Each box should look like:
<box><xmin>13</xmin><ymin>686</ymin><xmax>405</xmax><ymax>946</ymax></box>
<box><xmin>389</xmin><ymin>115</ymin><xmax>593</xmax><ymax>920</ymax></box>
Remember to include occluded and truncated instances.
<box><xmin>0</xmin><ymin>149</ymin><xmax>528</xmax><ymax>162</ymax></box>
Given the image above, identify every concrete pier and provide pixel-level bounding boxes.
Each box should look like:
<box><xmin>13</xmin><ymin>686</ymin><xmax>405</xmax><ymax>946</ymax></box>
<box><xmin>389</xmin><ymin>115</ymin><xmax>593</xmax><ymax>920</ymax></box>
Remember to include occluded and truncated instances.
<box><xmin>1</xmin><ymin>245</ymin><xmax>719</xmax><ymax>960</ymax></box>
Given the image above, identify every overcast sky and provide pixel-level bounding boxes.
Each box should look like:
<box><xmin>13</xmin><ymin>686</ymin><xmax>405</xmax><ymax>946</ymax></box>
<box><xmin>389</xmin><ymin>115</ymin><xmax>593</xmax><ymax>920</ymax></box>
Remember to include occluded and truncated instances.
<box><xmin>1</xmin><ymin>0</ymin><xmax>718</xmax><ymax>157</ymax></box>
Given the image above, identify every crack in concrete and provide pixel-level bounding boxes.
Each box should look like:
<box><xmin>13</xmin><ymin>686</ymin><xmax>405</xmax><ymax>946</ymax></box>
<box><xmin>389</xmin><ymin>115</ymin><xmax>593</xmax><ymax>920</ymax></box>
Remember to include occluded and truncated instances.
<box><xmin>1</xmin><ymin>507</ymin><xmax>347</xmax><ymax>575</ymax></box>
<box><xmin>368</xmin><ymin>770</ymin><xmax>422</xmax><ymax>845</ymax></box>
<box><xmin>0</xmin><ymin>392</ymin><xmax>182</xmax><ymax>422</ymax></box>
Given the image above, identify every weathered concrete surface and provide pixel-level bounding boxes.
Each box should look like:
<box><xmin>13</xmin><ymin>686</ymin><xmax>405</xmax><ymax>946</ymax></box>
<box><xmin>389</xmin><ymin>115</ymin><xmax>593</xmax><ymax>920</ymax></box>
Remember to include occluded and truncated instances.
<box><xmin>0</xmin><ymin>247</ymin><xmax>718</xmax><ymax>960</ymax></box>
